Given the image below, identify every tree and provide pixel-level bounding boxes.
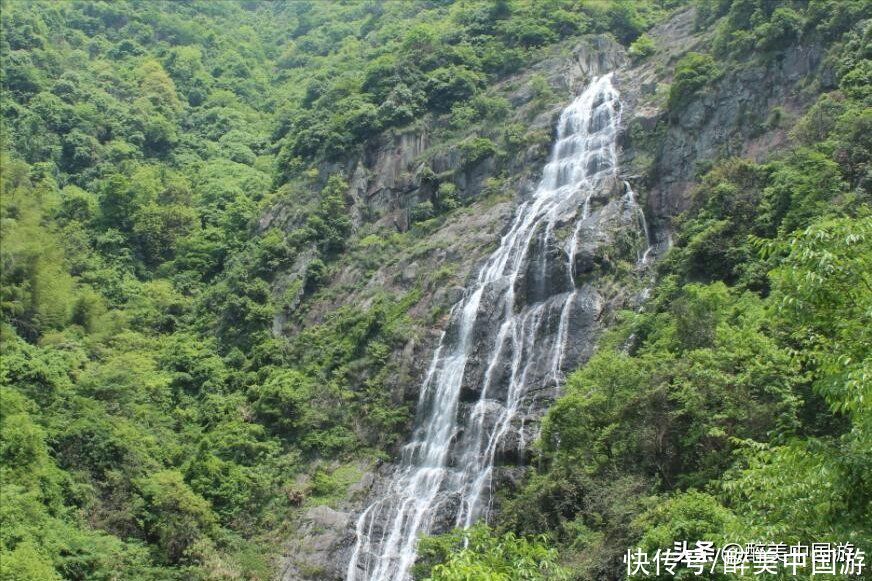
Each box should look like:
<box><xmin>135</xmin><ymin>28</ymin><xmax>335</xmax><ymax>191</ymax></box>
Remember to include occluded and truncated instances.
<box><xmin>132</xmin><ymin>203</ymin><xmax>197</xmax><ymax>267</ymax></box>
<box><xmin>768</xmin><ymin>216</ymin><xmax>871</xmax><ymax>423</ymax></box>
<box><xmin>138</xmin><ymin>470</ymin><xmax>217</xmax><ymax>564</ymax></box>
<box><xmin>251</xmin><ymin>369</ymin><xmax>318</xmax><ymax>437</ymax></box>
<box><xmin>426</xmin><ymin>66</ymin><xmax>482</xmax><ymax>113</ymax></box>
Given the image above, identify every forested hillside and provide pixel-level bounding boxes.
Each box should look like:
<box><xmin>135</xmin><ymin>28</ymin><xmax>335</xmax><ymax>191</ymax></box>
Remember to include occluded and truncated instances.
<box><xmin>1</xmin><ymin>1</ymin><xmax>869</xmax><ymax>580</ymax></box>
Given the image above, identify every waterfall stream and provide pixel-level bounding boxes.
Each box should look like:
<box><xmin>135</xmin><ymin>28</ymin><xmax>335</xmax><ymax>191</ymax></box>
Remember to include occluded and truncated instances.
<box><xmin>346</xmin><ymin>73</ymin><xmax>647</xmax><ymax>581</ymax></box>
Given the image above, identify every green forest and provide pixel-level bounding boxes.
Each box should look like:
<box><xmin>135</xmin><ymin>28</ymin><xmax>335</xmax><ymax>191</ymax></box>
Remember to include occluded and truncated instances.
<box><xmin>1</xmin><ymin>0</ymin><xmax>869</xmax><ymax>579</ymax></box>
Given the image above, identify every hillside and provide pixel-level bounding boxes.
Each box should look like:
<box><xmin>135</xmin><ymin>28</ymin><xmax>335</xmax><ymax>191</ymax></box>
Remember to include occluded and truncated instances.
<box><xmin>1</xmin><ymin>1</ymin><xmax>869</xmax><ymax>580</ymax></box>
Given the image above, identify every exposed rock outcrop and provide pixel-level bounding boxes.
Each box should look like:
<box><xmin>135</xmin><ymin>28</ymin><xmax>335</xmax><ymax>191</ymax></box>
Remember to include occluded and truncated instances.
<box><xmin>616</xmin><ymin>7</ymin><xmax>828</xmax><ymax>224</ymax></box>
<box><xmin>279</xmin><ymin>6</ymin><xmax>827</xmax><ymax>576</ymax></box>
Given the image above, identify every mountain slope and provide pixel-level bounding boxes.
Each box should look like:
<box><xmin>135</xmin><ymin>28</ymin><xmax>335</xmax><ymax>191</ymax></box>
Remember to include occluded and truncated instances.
<box><xmin>1</xmin><ymin>1</ymin><xmax>869</xmax><ymax>580</ymax></box>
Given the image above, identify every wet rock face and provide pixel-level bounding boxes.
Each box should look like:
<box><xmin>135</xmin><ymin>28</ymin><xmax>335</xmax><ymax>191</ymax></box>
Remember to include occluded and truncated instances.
<box><xmin>452</xmin><ymin>190</ymin><xmax>639</xmax><ymax>427</ymax></box>
<box><xmin>360</xmin><ymin>131</ymin><xmax>431</xmax><ymax>223</ymax></box>
<box><xmin>339</xmin><ymin>185</ymin><xmax>644</xmax><ymax>578</ymax></box>
<box><xmin>344</xmin><ymin>104</ymin><xmax>516</xmax><ymax>234</ymax></box>
<box><xmin>515</xmin><ymin>226</ymin><xmax>573</xmax><ymax>306</ymax></box>
<box><xmin>342</xmin><ymin>72</ymin><xmax>663</xmax><ymax>581</ymax></box>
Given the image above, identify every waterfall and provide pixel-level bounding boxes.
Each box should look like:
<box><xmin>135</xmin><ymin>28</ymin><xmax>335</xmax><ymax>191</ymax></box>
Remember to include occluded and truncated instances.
<box><xmin>347</xmin><ymin>73</ymin><xmax>646</xmax><ymax>581</ymax></box>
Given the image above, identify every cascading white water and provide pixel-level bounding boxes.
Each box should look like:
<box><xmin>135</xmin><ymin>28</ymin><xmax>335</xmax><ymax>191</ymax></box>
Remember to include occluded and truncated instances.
<box><xmin>347</xmin><ymin>73</ymin><xmax>646</xmax><ymax>581</ymax></box>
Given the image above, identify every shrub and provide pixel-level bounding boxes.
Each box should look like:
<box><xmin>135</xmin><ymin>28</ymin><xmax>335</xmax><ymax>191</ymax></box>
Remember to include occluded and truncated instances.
<box><xmin>415</xmin><ymin>524</ymin><xmax>568</xmax><ymax>580</ymax></box>
<box><xmin>459</xmin><ymin>137</ymin><xmax>498</xmax><ymax>167</ymax></box>
<box><xmin>138</xmin><ymin>470</ymin><xmax>216</xmax><ymax>564</ymax></box>
<box><xmin>668</xmin><ymin>52</ymin><xmax>721</xmax><ymax>112</ymax></box>
<box><xmin>755</xmin><ymin>7</ymin><xmax>804</xmax><ymax>51</ymax></box>
<box><xmin>410</xmin><ymin>200</ymin><xmax>435</xmax><ymax>223</ymax></box>
<box><xmin>437</xmin><ymin>182</ymin><xmax>460</xmax><ymax>211</ymax></box>
<box><xmin>425</xmin><ymin>66</ymin><xmax>482</xmax><ymax>113</ymax></box>
<box><xmin>628</xmin><ymin>33</ymin><xmax>656</xmax><ymax>60</ymax></box>
<box><xmin>251</xmin><ymin>369</ymin><xmax>317</xmax><ymax>436</ymax></box>
<box><xmin>500</xmin><ymin>18</ymin><xmax>558</xmax><ymax>48</ymax></box>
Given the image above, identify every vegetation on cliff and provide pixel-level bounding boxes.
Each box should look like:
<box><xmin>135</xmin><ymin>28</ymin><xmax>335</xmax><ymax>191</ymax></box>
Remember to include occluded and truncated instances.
<box><xmin>479</xmin><ymin>2</ymin><xmax>871</xmax><ymax>579</ymax></box>
<box><xmin>0</xmin><ymin>1</ymin><xmax>668</xmax><ymax>578</ymax></box>
<box><xmin>1</xmin><ymin>0</ymin><xmax>869</xmax><ymax>579</ymax></box>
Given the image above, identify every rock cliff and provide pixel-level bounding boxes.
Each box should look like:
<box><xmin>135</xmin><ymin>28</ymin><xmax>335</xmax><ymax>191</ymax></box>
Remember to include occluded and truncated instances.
<box><xmin>277</xmin><ymin>7</ymin><xmax>836</xmax><ymax>579</ymax></box>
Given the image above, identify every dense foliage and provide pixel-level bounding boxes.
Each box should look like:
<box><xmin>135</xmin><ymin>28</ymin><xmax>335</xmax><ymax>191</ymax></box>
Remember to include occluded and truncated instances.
<box><xmin>1</xmin><ymin>2</ymin><xmax>289</xmax><ymax>576</ymax></box>
<box><xmin>264</xmin><ymin>0</ymin><xmax>669</xmax><ymax>162</ymax></box>
<box><xmin>415</xmin><ymin>524</ymin><xmax>567</xmax><ymax>580</ymax></box>
<box><xmin>0</xmin><ymin>0</ymin><xmax>676</xmax><ymax>578</ymax></box>
<box><xmin>1</xmin><ymin>0</ymin><xmax>868</xmax><ymax>579</ymax></box>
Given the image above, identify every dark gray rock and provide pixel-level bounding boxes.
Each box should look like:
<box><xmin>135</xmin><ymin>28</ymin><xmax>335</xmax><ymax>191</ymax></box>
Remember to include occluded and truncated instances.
<box><xmin>615</xmin><ymin>8</ymin><xmax>825</xmax><ymax>223</ymax></box>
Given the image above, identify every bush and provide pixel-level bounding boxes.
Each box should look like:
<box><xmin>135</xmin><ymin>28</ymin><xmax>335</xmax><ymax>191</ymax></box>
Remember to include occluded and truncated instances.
<box><xmin>604</xmin><ymin>0</ymin><xmax>648</xmax><ymax>44</ymax></box>
<box><xmin>415</xmin><ymin>524</ymin><xmax>567</xmax><ymax>580</ymax></box>
<box><xmin>410</xmin><ymin>200</ymin><xmax>435</xmax><ymax>223</ymax></box>
<box><xmin>668</xmin><ymin>53</ymin><xmax>721</xmax><ymax>112</ymax></box>
<box><xmin>628</xmin><ymin>33</ymin><xmax>656</xmax><ymax>60</ymax></box>
<box><xmin>138</xmin><ymin>470</ymin><xmax>216</xmax><ymax>564</ymax></box>
<box><xmin>251</xmin><ymin>369</ymin><xmax>317</xmax><ymax>437</ymax></box>
<box><xmin>636</xmin><ymin>491</ymin><xmax>736</xmax><ymax>553</ymax></box>
<box><xmin>425</xmin><ymin>66</ymin><xmax>482</xmax><ymax>113</ymax></box>
<box><xmin>437</xmin><ymin>182</ymin><xmax>460</xmax><ymax>211</ymax></box>
<box><xmin>501</xmin><ymin>19</ymin><xmax>557</xmax><ymax>48</ymax></box>
<box><xmin>459</xmin><ymin>137</ymin><xmax>498</xmax><ymax>167</ymax></box>
<box><xmin>755</xmin><ymin>7</ymin><xmax>804</xmax><ymax>51</ymax></box>
<box><xmin>471</xmin><ymin>93</ymin><xmax>511</xmax><ymax>120</ymax></box>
